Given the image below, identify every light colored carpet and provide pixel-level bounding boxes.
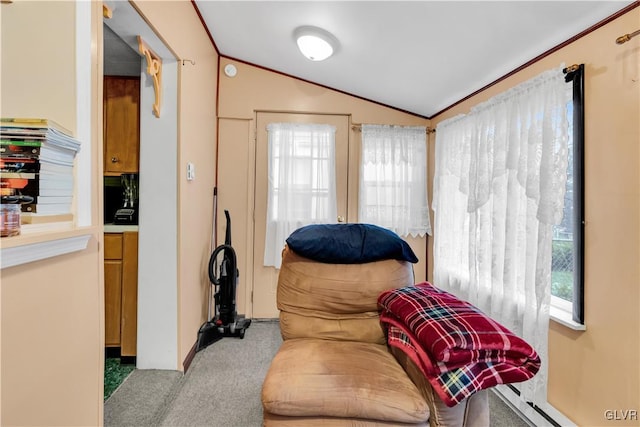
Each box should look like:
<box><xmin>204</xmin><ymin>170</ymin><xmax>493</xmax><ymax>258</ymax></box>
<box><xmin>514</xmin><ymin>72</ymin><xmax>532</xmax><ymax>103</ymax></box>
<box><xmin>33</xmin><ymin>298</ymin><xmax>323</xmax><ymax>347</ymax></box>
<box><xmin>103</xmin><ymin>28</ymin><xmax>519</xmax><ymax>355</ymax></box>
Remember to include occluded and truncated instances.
<box><xmin>158</xmin><ymin>320</ymin><xmax>281</xmax><ymax>426</ymax></box>
<box><xmin>104</xmin><ymin>369</ymin><xmax>182</xmax><ymax>426</ymax></box>
<box><xmin>105</xmin><ymin>320</ymin><xmax>530</xmax><ymax>427</ymax></box>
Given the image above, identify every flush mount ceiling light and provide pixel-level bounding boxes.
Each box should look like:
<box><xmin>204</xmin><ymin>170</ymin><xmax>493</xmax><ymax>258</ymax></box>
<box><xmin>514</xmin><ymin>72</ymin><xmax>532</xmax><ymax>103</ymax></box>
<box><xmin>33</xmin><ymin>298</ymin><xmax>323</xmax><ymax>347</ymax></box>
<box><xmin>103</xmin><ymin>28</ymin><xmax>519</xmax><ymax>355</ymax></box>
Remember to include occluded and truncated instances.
<box><xmin>294</xmin><ymin>26</ymin><xmax>338</xmax><ymax>61</ymax></box>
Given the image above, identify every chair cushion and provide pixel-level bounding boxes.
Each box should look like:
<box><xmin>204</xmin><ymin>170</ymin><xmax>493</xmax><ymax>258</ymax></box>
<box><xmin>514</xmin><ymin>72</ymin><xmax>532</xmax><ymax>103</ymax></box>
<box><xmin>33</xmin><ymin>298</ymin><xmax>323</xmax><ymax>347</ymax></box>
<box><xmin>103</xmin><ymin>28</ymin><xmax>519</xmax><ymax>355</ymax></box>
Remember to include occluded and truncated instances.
<box><xmin>262</xmin><ymin>339</ymin><xmax>429</xmax><ymax>424</ymax></box>
<box><xmin>279</xmin><ymin>311</ymin><xmax>387</xmax><ymax>345</ymax></box>
<box><xmin>277</xmin><ymin>247</ymin><xmax>415</xmax><ymax>343</ymax></box>
<box><xmin>278</xmin><ymin>246</ymin><xmax>414</xmax><ymax>315</ymax></box>
<box><xmin>286</xmin><ymin>223</ymin><xmax>418</xmax><ymax>264</ymax></box>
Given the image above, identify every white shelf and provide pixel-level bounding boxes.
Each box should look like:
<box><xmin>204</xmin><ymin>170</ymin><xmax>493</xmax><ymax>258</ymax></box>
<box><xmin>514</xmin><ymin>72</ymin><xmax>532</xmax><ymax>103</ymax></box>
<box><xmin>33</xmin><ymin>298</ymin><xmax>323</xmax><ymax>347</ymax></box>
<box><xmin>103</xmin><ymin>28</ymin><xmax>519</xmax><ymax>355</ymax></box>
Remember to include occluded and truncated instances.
<box><xmin>1</xmin><ymin>229</ymin><xmax>92</xmax><ymax>269</ymax></box>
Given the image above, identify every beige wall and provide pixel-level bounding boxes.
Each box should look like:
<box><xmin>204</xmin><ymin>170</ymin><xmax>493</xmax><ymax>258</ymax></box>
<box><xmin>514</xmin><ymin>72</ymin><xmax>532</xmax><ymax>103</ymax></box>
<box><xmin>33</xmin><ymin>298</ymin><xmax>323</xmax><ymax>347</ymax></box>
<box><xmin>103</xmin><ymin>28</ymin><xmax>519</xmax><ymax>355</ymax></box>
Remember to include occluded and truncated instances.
<box><xmin>217</xmin><ymin>59</ymin><xmax>431</xmax><ymax>317</ymax></box>
<box><xmin>131</xmin><ymin>0</ymin><xmax>219</xmax><ymax>368</ymax></box>
<box><xmin>1</xmin><ymin>1</ymin><xmax>218</xmax><ymax>425</ymax></box>
<box><xmin>430</xmin><ymin>8</ymin><xmax>640</xmax><ymax>426</ymax></box>
<box><xmin>1</xmin><ymin>2</ymin><xmax>104</xmax><ymax>426</ymax></box>
<box><xmin>2</xmin><ymin>246</ymin><xmax>104</xmax><ymax>426</ymax></box>
<box><xmin>0</xmin><ymin>2</ymin><xmax>76</xmax><ymax>127</ymax></box>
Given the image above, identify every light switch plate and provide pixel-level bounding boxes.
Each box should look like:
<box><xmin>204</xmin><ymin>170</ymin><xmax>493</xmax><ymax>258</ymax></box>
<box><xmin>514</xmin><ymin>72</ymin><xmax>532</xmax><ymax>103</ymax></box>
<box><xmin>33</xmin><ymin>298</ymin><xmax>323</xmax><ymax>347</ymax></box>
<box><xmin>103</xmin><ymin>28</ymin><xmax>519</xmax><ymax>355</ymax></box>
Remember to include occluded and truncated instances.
<box><xmin>187</xmin><ymin>162</ymin><xmax>195</xmax><ymax>181</ymax></box>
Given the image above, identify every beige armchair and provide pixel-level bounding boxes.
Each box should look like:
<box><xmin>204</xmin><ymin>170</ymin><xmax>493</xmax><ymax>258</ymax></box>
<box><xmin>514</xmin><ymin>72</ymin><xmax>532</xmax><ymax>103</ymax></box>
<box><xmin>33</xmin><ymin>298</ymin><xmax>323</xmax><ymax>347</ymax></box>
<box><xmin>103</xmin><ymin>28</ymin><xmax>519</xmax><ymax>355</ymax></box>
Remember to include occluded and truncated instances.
<box><xmin>261</xmin><ymin>246</ymin><xmax>489</xmax><ymax>426</ymax></box>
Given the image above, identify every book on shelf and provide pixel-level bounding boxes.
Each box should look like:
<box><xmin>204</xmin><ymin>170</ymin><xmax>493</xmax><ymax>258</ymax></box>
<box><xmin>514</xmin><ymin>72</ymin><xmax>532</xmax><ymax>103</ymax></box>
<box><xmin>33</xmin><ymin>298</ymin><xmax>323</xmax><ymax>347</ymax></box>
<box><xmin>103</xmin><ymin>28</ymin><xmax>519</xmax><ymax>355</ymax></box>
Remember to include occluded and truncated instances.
<box><xmin>1</xmin><ymin>177</ymin><xmax>29</xmax><ymax>192</ymax></box>
<box><xmin>32</xmin><ymin>176</ymin><xmax>74</xmax><ymax>189</ymax></box>
<box><xmin>0</xmin><ymin>158</ymin><xmax>73</xmax><ymax>175</ymax></box>
<box><xmin>21</xmin><ymin>202</ymin><xmax>72</xmax><ymax>215</ymax></box>
<box><xmin>26</xmin><ymin>188</ymin><xmax>73</xmax><ymax>198</ymax></box>
<box><xmin>0</xmin><ymin>140</ymin><xmax>76</xmax><ymax>164</ymax></box>
<box><xmin>1</xmin><ymin>119</ymin><xmax>79</xmax><ymax>218</ymax></box>
<box><xmin>0</xmin><ymin>132</ymin><xmax>46</xmax><ymax>141</ymax></box>
<box><xmin>30</xmin><ymin>195</ymin><xmax>73</xmax><ymax>205</ymax></box>
<box><xmin>38</xmin><ymin>161</ymin><xmax>74</xmax><ymax>174</ymax></box>
<box><xmin>0</xmin><ymin>140</ymin><xmax>43</xmax><ymax>157</ymax></box>
<box><xmin>0</xmin><ymin>171</ymin><xmax>37</xmax><ymax>179</ymax></box>
<box><xmin>2</xmin><ymin>174</ymin><xmax>73</xmax><ymax>189</ymax></box>
<box><xmin>0</xmin><ymin>192</ymin><xmax>72</xmax><ymax>206</ymax></box>
<box><xmin>1</xmin><ymin>179</ymin><xmax>74</xmax><ymax>197</ymax></box>
<box><xmin>1</xmin><ymin>157</ymin><xmax>40</xmax><ymax>173</ymax></box>
<box><xmin>0</xmin><ymin>118</ymin><xmax>81</xmax><ymax>153</ymax></box>
<box><xmin>2</xmin><ymin>130</ymin><xmax>80</xmax><ymax>153</ymax></box>
<box><xmin>0</xmin><ymin>137</ymin><xmax>43</xmax><ymax>144</ymax></box>
<box><xmin>0</xmin><ymin>118</ymin><xmax>73</xmax><ymax>136</ymax></box>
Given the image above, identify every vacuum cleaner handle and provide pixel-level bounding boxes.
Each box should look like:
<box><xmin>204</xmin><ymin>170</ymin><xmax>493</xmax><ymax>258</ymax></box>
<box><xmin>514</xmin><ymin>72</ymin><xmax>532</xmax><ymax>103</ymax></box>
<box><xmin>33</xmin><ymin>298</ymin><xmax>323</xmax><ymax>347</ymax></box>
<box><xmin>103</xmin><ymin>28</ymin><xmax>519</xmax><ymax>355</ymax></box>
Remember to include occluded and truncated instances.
<box><xmin>224</xmin><ymin>210</ymin><xmax>232</xmax><ymax>246</ymax></box>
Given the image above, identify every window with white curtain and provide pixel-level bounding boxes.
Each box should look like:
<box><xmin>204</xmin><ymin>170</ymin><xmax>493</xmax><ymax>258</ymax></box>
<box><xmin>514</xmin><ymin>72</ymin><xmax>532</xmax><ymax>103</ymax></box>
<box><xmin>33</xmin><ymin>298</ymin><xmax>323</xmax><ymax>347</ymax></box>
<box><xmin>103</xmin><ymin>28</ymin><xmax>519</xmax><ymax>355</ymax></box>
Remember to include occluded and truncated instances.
<box><xmin>359</xmin><ymin>124</ymin><xmax>431</xmax><ymax>237</ymax></box>
<box><xmin>550</xmin><ymin>64</ymin><xmax>585</xmax><ymax>328</ymax></box>
<box><xmin>264</xmin><ymin>122</ymin><xmax>337</xmax><ymax>268</ymax></box>
<box><xmin>433</xmin><ymin>65</ymin><xmax>573</xmax><ymax>408</ymax></box>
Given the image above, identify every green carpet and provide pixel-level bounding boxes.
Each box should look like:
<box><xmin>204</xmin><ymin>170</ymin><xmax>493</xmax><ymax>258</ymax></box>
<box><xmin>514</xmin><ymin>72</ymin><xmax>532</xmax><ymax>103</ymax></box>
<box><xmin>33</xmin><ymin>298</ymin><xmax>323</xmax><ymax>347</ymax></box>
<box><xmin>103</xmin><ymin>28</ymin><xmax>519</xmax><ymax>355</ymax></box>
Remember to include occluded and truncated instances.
<box><xmin>104</xmin><ymin>358</ymin><xmax>135</xmax><ymax>401</ymax></box>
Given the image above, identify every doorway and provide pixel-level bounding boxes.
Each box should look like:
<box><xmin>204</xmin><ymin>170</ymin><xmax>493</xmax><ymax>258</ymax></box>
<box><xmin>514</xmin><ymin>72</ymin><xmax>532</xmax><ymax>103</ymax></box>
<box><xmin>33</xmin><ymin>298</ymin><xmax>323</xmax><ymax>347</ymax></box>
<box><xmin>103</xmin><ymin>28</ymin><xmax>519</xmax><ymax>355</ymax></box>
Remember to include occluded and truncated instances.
<box><xmin>252</xmin><ymin>112</ymin><xmax>350</xmax><ymax>318</ymax></box>
<box><xmin>103</xmin><ymin>2</ymin><xmax>179</xmax><ymax>371</ymax></box>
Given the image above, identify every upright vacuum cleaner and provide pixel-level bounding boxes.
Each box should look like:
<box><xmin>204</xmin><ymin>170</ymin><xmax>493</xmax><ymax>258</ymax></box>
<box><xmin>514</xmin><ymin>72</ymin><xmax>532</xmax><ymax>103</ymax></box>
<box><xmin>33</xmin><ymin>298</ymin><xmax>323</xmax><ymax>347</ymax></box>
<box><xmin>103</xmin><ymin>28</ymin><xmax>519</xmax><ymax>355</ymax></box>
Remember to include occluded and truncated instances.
<box><xmin>196</xmin><ymin>209</ymin><xmax>251</xmax><ymax>352</ymax></box>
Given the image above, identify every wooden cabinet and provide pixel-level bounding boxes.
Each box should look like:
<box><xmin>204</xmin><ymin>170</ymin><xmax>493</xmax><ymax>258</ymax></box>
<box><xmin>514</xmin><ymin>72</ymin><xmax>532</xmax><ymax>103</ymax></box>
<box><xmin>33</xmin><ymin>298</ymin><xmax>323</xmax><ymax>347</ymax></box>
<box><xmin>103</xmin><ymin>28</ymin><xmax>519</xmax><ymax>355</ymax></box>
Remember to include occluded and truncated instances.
<box><xmin>104</xmin><ymin>231</ymin><xmax>138</xmax><ymax>357</ymax></box>
<box><xmin>104</xmin><ymin>76</ymin><xmax>140</xmax><ymax>175</ymax></box>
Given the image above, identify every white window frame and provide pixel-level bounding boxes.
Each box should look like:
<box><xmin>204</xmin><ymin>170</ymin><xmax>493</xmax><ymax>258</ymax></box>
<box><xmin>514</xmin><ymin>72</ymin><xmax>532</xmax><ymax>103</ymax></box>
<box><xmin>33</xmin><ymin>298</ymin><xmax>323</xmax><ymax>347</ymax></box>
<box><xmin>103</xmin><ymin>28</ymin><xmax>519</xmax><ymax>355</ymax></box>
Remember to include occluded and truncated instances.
<box><xmin>550</xmin><ymin>64</ymin><xmax>585</xmax><ymax>331</ymax></box>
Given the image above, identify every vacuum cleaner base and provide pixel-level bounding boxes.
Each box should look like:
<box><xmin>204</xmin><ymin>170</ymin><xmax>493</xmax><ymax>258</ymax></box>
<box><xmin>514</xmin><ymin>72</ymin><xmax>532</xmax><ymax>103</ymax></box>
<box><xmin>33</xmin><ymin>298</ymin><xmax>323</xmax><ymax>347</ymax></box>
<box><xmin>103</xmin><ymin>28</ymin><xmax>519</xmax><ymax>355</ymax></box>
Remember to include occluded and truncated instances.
<box><xmin>196</xmin><ymin>316</ymin><xmax>252</xmax><ymax>353</ymax></box>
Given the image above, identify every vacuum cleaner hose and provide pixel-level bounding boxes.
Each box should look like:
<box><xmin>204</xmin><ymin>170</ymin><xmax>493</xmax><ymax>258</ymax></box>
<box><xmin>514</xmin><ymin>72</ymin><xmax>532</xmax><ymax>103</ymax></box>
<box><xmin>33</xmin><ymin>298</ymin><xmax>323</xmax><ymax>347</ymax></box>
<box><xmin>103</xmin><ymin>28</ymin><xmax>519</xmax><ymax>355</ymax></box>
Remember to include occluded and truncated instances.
<box><xmin>208</xmin><ymin>244</ymin><xmax>237</xmax><ymax>287</ymax></box>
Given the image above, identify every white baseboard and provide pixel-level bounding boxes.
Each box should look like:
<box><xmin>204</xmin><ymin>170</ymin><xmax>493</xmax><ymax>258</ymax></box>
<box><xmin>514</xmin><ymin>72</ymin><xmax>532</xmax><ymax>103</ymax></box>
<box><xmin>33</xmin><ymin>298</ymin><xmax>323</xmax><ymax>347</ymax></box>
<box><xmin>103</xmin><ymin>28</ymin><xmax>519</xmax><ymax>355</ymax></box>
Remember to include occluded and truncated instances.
<box><xmin>492</xmin><ymin>385</ymin><xmax>577</xmax><ymax>427</ymax></box>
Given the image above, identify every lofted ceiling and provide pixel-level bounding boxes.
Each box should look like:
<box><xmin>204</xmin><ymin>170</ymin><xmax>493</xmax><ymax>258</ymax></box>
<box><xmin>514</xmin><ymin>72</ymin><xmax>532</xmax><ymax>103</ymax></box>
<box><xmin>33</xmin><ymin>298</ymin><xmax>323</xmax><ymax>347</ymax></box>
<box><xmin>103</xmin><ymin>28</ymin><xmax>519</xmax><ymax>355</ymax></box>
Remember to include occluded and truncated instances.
<box><xmin>104</xmin><ymin>24</ymin><xmax>141</xmax><ymax>77</ymax></box>
<box><xmin>193</xmin><ymin>1</ymin><xmax>635</xmax><ymax>118</ymax></box>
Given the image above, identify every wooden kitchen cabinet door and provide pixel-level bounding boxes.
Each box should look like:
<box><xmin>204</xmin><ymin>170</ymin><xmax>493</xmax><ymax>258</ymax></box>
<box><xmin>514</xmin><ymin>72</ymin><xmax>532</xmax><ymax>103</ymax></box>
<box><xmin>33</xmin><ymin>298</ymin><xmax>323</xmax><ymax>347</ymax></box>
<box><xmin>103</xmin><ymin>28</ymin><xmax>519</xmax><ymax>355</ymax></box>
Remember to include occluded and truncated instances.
<box><xmin>120</xmin><ymin>232</ymin><xmax>138</xmax><ymax>357</ymax></box>
<box><xmin>104</xmin><ymin>260</ymin><xmax>123</xmax><ymax>347</ymax></box>
<box><xmin>104</xmin><ymin>232</ymin><xmax>138</xmax><ymax>355</ymax></box>
<box><xmin>104</xmin><ymin>76</ymin><xmax>140</xmax><ymax>175</ymax></box>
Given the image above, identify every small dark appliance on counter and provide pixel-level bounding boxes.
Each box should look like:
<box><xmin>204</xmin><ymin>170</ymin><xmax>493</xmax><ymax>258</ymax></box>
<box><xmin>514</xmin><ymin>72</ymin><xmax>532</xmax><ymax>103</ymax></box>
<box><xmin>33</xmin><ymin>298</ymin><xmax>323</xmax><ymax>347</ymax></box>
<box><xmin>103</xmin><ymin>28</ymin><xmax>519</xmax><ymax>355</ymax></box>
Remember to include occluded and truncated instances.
<box><xmin>114</xmin><ymin>207</ymin><xmax>137</xmax><ymax>225</ymax></box>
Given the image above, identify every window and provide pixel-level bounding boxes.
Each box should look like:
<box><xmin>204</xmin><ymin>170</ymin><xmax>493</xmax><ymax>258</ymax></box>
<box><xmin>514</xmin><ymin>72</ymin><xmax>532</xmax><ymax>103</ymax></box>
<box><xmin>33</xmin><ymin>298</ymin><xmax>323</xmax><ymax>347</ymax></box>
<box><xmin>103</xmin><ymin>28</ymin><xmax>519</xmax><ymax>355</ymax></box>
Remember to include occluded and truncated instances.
<box><xmin>263</xmin><ymin>122</ymin><xmax>337</xmax><ymax>268</ymax></box>
<box><xmin>359</xmin><ymin>124</ymin><xmax>431</xmax><ymax>237</ymax></box>
<box><xmin>433</xmin><ymin>65</ymin><xmax>574</xmax><ymax>405</ymax></box>
<box><xmin>551</xmin><ymin>65</ymin><xmax>585</xmax><ymax>325</ymax></box>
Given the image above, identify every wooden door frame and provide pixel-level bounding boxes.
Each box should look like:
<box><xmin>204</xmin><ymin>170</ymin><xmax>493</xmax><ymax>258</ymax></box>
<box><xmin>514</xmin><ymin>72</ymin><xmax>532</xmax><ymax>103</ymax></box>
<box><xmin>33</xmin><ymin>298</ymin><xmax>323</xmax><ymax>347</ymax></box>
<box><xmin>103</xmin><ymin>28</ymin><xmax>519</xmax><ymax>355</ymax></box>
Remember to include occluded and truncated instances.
<box><xmin>245</xmin><ymin>110</ymin><xmax>355</xmax><ymax>318</ymax></box>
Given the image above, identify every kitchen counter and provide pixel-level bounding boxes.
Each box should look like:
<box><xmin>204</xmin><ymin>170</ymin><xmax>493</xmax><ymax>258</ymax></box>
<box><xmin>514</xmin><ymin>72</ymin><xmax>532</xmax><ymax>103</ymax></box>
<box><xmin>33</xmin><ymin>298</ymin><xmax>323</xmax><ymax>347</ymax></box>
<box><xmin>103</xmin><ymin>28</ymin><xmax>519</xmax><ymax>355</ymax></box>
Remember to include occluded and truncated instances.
<box><xmin>104</xmin><ymin>223</ymin><xmax>139</xmax><ymax>233</ymax></box>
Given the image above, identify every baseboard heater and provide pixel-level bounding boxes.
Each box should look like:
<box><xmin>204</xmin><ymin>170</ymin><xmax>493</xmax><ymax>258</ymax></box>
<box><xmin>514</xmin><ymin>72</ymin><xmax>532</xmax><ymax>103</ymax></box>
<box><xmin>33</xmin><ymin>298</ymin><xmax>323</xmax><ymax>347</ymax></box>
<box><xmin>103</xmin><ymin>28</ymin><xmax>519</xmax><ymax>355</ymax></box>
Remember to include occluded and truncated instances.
<box><xmin>493</xmin><ymin>384</ymin><xmax>576</xmax><ymax>427</ymax></box>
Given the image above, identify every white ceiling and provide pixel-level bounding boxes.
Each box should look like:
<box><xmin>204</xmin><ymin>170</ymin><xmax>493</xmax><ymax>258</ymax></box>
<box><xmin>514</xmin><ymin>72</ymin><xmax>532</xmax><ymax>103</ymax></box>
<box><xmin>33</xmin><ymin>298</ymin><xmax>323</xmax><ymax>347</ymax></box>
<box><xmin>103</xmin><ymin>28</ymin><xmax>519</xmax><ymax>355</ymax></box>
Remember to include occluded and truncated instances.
<box><xmin>103</xmin><ymin>0</ymin><xmax>176</xmax><ymax>76</ymax></box>
<box><xmin>194</xmin><ymin>1</ymin><xmax>634</xmax><ymax>118</ymax></box>
<box><xmin>104</xmin><ymin>24</ymin><xmax>141</xmax><ymax>77</ymax></box>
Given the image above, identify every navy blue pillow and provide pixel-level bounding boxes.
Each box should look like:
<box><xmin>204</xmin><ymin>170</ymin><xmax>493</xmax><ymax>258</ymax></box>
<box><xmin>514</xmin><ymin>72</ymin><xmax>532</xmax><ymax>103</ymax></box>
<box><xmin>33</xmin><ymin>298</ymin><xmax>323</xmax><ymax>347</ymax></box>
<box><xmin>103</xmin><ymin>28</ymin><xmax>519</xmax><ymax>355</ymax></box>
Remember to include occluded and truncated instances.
<box><xmin>285</xmin><ymin>223</ymin><xmax>418</xmax><ymax>264</ymax></box>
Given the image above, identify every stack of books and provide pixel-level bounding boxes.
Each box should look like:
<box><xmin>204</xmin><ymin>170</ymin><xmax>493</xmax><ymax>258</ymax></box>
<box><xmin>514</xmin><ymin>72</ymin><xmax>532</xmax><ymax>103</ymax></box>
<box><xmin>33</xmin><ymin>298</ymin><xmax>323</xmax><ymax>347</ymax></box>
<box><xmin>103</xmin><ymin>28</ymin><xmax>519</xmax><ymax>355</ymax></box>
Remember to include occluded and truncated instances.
<box><xmin>0</xmin><ymin>118</ymin><xmax>81</xmax><ymax>221</ymax></box>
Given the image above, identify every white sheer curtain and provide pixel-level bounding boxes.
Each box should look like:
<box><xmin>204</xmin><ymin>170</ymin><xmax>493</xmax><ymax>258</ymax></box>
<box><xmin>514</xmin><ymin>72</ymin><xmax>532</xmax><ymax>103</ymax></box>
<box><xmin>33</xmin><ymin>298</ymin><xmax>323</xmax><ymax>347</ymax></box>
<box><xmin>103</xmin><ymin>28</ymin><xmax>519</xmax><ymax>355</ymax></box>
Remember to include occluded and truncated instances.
<box><xmin>433</xmin><ymin>65</ymin><xmax>571</xmax><ymax>405</ymax></box>
<box><xmin>359</xmin><ymin>124</ymin><xmax>431</xmax><ymax>237</ymax></box>
<box><xmin>264</xmin><ymin>123</ymin><xmax>337</xmax><ymax>268</ymax></box>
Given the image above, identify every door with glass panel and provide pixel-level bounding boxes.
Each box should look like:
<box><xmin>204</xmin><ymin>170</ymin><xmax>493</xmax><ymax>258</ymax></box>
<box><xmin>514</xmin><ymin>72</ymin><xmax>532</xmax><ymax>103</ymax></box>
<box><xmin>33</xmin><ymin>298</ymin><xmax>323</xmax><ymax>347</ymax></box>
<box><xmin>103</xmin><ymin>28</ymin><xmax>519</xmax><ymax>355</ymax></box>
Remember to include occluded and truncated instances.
<box><xmin>253</xmin><ymin>112</ymin><xmax>349</xmax><ymax>318</ymax></box>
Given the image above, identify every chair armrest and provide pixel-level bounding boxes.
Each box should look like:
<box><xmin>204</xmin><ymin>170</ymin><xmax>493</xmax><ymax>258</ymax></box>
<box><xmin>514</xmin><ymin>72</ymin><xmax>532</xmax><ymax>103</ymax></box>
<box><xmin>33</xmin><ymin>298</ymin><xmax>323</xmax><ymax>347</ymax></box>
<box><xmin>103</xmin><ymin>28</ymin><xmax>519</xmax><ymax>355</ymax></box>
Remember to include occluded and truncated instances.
<box><xmin>389</xmin><ymin>347</ymin><xmax>490</xmax><ymax>427</ymax></box>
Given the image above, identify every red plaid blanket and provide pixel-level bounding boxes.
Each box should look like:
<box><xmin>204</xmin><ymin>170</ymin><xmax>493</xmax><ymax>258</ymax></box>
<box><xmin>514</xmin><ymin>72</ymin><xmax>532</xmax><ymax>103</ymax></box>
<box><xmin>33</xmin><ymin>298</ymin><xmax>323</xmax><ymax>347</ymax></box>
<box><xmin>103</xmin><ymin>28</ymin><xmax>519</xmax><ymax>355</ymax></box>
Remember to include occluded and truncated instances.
<box><xmin>378</xmin><ymin>282</ymin><xmax>540</xmax><ymax>407</ymax></box>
